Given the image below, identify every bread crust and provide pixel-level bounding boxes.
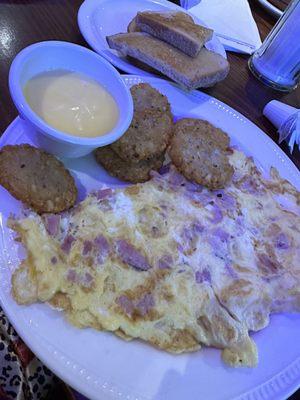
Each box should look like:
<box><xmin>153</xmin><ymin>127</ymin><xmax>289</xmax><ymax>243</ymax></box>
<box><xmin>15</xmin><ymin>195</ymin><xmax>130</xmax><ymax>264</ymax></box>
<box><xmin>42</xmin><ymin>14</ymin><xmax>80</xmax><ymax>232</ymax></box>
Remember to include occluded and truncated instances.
<box><xmin>136</xmin><ymin>11</ymin><xmax>213</xmax><ymax>57</ymax></box>
<box><xmin>127</xmin><ymin>17</ymin><xmax>140</xmax><ymax>33</ymax></box>
<box><xmin>107</xmin><ymin>33</ymin><xmax>229</xmax><ymax>90</ymax></box>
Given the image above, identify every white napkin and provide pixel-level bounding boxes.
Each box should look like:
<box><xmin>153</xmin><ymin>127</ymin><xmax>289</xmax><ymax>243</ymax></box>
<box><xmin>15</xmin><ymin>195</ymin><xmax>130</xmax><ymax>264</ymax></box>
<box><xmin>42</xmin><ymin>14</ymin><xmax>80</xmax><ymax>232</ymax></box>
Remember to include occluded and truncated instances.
<box><xmin>278</xmin><ymin>111</ymin><xmax>300</xmax><ymax>153</ymax></box>
<box><xmin>263</xmin><ymin>100</ymin><xmax>300</xmax><ymax>153</ymax></box>
<box><xmin>187</xmin><ymin>0</ymin><xmax>262</xmax><ymax>54</ymax></box>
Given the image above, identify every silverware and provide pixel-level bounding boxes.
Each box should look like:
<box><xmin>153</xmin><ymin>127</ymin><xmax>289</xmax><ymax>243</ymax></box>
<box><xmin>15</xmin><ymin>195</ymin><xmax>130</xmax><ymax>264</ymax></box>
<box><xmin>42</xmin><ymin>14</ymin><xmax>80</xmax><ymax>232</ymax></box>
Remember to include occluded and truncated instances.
<box><xmin>254</xmin><ymin>0</ymin><xmax>283</xmax><ymax>18</ymax></box>
<box><xmin>214</xmin><ymin>32</ymin><xmax>257</xmax><ymax>52</ymax></box>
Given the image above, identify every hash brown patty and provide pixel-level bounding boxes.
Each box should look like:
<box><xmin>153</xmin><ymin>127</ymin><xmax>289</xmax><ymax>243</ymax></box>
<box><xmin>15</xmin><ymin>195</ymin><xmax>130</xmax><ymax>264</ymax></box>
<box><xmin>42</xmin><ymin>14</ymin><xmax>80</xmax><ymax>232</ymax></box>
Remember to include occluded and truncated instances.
<box><xmin>95</xmin><ymin>146</ymin><xmax>164</xmax><ymax>183</ymax></box>
<box><xmin>168</xmin><ymin>118</ymin><xmax>233</xmax><ymax>189</ymax></box>
<box><xmin>130</xmin><ymin>83</ymin><xmax>171</xmax><ymax>114</ymax></box>
<box><xmin>0</xmin><ymin>144</ymin><xmax>77</xmax><ymax>213</ymax></box>
<box><xmin>111</xmin><ymin>108</ymin><xmax>173</xmax><ymax>163</ymax></box>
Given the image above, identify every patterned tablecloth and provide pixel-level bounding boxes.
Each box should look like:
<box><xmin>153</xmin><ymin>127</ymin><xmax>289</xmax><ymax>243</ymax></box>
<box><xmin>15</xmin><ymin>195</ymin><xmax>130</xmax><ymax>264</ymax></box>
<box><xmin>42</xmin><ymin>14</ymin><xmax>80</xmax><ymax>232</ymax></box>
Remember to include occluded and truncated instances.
<box><xmin>0</xmin><ymin>307</ymin><xmax>88</xmax><ymax>400</ymax></box>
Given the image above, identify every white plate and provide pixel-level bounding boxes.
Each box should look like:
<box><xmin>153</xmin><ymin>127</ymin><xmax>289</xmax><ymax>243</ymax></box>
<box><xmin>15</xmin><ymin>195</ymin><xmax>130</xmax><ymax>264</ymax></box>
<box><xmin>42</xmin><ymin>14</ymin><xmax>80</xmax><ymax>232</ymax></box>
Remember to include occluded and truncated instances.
<box><xmin>1</xmin><ymin>75</ymin><xmax>300</xmax><ymax>400</ymax></box>
<box><xmin>77</xmin><ymin>0</ymin><xmax>227</xmax><ymax>77</ymax></box>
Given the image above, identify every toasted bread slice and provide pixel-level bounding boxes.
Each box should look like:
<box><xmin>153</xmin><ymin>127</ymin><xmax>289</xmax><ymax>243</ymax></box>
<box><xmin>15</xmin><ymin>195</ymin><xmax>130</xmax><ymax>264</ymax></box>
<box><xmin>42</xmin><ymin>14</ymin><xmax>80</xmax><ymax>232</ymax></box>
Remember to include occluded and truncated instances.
<box><xmin>127</xmin><ymin>17</ymin><xmax>140</xmax><ymax>33</ymax></box>
<box><xmin>127</xmin><ymin>55</ymin><xmax>162</xmax><ymax>75</ymax></box>
<box><xmin>107</xmin><ymin>32</ymin><xmax>229</xmax><ymax>90</ymax></box>
<box><xmin>128</xmin><ymin>12</ymin><xmax>193</xmax><ymax>34</ymax></box>
<box><xmin>134</xmin><ymin>11</ymin><xmax>213</xmax><ymax>57</ymax></box>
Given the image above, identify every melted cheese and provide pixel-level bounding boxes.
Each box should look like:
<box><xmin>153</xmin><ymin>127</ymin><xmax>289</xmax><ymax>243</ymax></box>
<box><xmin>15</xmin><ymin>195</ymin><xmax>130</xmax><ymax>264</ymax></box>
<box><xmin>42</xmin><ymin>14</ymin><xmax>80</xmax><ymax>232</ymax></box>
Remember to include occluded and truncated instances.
<box><xmin>24</xmin><ymin>70</ymin><xmax>119</xmax><ymax>138</ymax></box>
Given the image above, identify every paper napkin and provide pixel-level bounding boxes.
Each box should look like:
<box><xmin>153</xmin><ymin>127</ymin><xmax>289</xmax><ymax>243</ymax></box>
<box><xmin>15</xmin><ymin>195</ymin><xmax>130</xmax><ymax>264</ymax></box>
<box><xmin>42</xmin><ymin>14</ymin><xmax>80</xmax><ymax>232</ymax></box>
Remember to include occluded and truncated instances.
<box><xmin>186</xmin><ymin>0</ymin><xmax>262</xmax><ymax>54</ymax></box>
<box><xmin>263</xmin><ymin>100</ymin><xmax>300</xmax><ymax>153</ymax></box>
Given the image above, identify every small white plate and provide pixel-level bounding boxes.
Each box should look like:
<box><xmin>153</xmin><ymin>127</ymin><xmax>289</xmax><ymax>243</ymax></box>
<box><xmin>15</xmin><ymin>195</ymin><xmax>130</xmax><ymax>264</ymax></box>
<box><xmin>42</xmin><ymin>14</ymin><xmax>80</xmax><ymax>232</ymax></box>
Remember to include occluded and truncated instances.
<box><xmin>77</xmin><ymin>0</ymin><xmax>227</xmax><ymax>77</ymax></box>
<box><xmin>1</xmin><ymin>76</ymin><xmax>300</xmax><ymax>400</ymax></box>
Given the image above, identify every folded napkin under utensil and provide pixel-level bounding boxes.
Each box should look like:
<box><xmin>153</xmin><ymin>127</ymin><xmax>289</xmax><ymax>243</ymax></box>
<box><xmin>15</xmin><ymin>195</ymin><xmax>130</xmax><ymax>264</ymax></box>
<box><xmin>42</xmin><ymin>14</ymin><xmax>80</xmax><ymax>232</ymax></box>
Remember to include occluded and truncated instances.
<box><xmin>180</xmin><ymin>0</ymin><xmax>262</xmax><ymax>54</ymax></box>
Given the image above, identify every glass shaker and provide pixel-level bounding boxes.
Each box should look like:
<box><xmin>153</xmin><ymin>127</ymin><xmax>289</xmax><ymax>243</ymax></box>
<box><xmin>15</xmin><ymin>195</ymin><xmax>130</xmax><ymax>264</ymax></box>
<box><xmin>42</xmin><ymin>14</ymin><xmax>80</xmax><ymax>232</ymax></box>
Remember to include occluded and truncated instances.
<box><xmin>248</xmin><ymin>0</ymin><xmax>300</xmax><ymax>92</ymax></box>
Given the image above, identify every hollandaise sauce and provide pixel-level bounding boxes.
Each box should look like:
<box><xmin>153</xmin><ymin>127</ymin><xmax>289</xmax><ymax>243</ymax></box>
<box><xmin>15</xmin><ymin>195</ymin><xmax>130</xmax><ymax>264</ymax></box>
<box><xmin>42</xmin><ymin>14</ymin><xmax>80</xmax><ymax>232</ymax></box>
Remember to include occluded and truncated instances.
<box><xmin>24</xmin><ymin>70</ymin><xmax>119</xmax><ymax>138</ymax></box>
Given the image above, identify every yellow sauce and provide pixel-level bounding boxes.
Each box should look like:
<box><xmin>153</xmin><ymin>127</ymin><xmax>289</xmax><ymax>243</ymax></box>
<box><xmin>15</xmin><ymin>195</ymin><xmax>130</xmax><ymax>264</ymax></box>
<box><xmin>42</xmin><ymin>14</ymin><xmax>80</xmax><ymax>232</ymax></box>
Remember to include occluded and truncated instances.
<box><xmin>24</xmin><ymin>70</ymin><xmax>119</xmax><ymax>138</ymax></box>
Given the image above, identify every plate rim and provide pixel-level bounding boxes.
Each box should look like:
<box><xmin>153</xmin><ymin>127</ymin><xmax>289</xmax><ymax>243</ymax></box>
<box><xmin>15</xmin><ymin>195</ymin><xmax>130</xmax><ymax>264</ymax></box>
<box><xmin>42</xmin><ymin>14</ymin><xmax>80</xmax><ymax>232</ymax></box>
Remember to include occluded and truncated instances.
<box><xmin>0</xmin><ymin>75</ymin><xmax>300</xmax><ymax>400</ymax></box>
<box><xmin>77</xmin><ymin>0</ymin><xmax>227</xmax><ymax>78</ymax></box>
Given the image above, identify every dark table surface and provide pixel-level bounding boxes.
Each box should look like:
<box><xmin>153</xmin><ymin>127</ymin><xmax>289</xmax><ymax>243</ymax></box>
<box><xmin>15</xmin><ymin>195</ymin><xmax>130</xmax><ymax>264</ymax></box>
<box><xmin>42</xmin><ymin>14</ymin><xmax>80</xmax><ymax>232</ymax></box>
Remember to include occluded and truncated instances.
<box><xmin>269</xmin><ymin>0</ymin><xmax>291</xmax><ymax>10</ymax></box>
<box><xmin>0</xmin><ymin>1</ymin><xmax>299</xmax><ymax>399</ymax></box>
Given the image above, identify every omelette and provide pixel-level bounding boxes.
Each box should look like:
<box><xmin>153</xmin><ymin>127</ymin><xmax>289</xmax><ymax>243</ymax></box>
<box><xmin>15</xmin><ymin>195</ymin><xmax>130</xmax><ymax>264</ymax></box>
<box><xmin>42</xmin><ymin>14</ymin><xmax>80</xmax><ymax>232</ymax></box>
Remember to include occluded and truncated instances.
<box><xmin>8</xmin><ymin>149</ymin><xmax>300</xmax><ymax>367</ymax></box>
